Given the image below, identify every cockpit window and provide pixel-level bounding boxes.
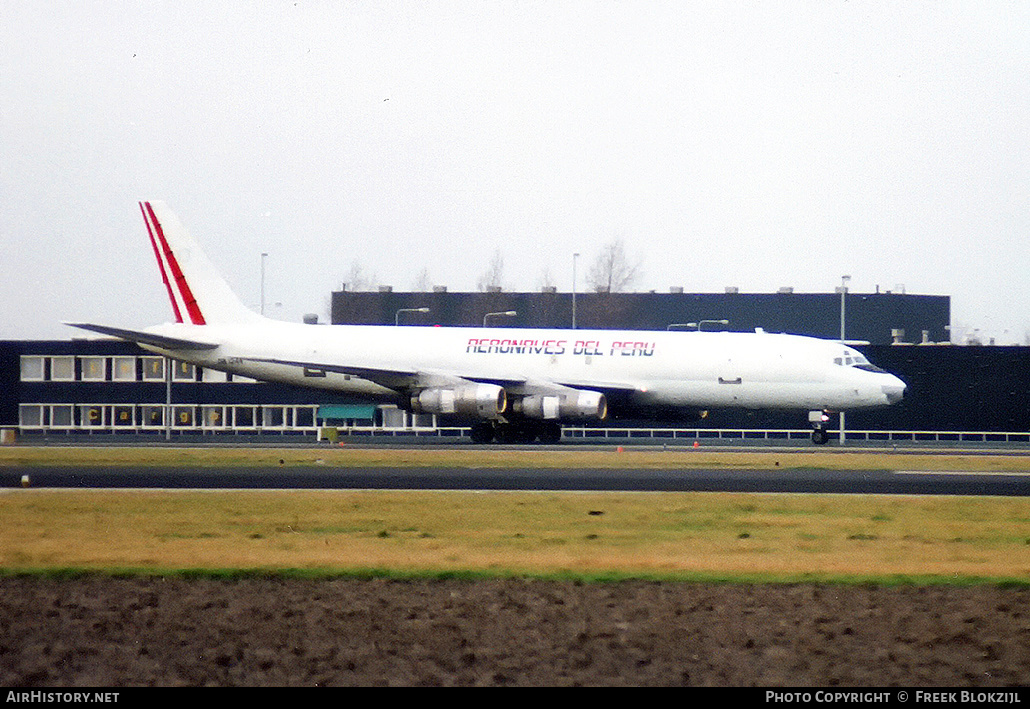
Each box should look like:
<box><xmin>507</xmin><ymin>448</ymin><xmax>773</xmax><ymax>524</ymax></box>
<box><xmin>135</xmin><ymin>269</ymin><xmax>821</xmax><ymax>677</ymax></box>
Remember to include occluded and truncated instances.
<box><xmin>834</xmin><ymin>351</ymin><xmax>885</xmax><ymax>373</ymax></box>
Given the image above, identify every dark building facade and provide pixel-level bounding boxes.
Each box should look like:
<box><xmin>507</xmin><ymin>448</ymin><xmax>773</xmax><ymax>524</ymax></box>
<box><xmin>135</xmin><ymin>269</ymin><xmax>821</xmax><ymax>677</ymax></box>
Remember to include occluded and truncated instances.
<box><xmin>1</xmin><ymin>340</ymin><xmax>428</xmax><ymax>436</ymax></box>
<box><xmin>332</xmin><ymin>289</ymin><xmax>950</xmax><ymax>346</ymax></box>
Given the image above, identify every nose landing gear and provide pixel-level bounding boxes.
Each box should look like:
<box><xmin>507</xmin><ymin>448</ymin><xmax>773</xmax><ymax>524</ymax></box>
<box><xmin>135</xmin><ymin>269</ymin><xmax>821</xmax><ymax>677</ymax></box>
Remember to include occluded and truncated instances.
<box><xmin>809</xmin><ymin>410</ymin><xmax>831</xmax><ymax>445</ymax></box>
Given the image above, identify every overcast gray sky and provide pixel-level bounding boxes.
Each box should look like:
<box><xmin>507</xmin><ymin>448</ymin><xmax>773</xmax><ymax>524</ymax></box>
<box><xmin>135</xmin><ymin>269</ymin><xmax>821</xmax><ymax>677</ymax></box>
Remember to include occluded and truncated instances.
<box><xmin>2</xmin><ymin>2</ymin><xmax>1028</xmax><ymax>342</ymax></box>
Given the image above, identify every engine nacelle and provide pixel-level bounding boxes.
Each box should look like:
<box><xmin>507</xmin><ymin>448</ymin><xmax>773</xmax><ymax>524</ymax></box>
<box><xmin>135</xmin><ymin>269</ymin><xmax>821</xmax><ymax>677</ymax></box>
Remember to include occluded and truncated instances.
<box><xmin>411</xmin><ymin>383</ymin><xmax>507</xmax><ymax>419</ymax></box>
<box><xmin>515</xmin><ymin>390</ymin><xmax>608</xmax><ymax>421</ymax></box>
<box><xmin>514</xmin><ymin>395</ymin><xmax>561</xmax><ymax>420</ymax></box>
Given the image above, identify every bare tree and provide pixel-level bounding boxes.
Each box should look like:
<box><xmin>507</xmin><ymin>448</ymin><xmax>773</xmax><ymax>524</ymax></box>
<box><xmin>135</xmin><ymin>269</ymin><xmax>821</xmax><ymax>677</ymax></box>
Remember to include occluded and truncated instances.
<box><xmin>587</xmin><ymin>239</ymin><xmax>641</xmax><ymax>293</ymax></box>
<box><xmin>412</xmin><ymin>267</ymin><xmax>432</xmax><ymax>292</ymax></box>
<box><xmin>535</xmin><ymin>266</ymin><xmax>557</xmax><ymax>292</ymax></box>
<box><xmin>477</xmin><ymin>249</ymin><xmax>505</xmax><ymax>291</ymax></box>
<box><xmin>344</xmin><ymin>260</ymin><xmax>376</xmax><ymax>292</ymax></box>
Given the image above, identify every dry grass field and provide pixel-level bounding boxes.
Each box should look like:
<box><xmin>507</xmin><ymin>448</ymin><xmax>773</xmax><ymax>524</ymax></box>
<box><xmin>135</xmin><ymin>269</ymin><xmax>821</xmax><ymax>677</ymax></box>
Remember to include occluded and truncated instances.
<box><xmin>4</xmin><ymin>488</ymin><xmax>1030</xmax><ymax>582</ymax></box>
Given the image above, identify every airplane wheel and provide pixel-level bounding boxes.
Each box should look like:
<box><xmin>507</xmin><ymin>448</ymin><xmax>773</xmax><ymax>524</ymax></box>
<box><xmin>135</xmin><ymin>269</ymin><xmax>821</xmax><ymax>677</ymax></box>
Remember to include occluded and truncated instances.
<box><xmin>470</xmin><ymin>422</ymin><xmax>494</xmax><ymax>444</ymax></box>
<box><xmin>811</xmin><ymin>428</ymin><xmax>829</xmax><ymax>445</ymax></box>
<box><xmin>495</xmin><ymin>422</ymin><xmax>538</xmax><ymax>444</ymax></box>
<box><xmin>512</xmin><ymin>423</ymin><xmax>537</xmax><ymax>444</ymax></box>
<box><xmin>538</xmin><ymin>422</ymin><xmax>561</xmax><ymax>445</ymax></box>
<box><xmin>494</xmin><ymin>423</ymin><xmax>517</xmax><ymax>444</ymax></box>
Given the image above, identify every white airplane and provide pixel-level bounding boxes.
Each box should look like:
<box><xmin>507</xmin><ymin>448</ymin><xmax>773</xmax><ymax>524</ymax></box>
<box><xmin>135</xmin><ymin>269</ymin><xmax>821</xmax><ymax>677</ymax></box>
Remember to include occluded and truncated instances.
<box><xmin>68</xmin><ymin>201</ymin><xmax>906</xmax><ymax>445</ymax></box>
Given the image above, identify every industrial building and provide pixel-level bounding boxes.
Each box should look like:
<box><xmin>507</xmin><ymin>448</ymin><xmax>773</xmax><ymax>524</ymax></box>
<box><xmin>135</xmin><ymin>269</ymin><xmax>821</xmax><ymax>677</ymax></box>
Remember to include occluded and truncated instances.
<box><xmin>332</xmin><ymin>288</ymin><xmax>950</xmax><ymax>346</ymax></box>
<box><xmin>1</xmin><ymin>339</ymin><xmax>434</xmax><ymax>440</ymax></box>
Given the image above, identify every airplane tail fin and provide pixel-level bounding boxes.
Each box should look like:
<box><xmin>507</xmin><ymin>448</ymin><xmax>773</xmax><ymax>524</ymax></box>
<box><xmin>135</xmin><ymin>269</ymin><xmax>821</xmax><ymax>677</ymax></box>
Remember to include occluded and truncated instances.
<box><xmin>140</xmin><ymin>201</ymin><xmax>262</xmax><ymax>325</ymax></box>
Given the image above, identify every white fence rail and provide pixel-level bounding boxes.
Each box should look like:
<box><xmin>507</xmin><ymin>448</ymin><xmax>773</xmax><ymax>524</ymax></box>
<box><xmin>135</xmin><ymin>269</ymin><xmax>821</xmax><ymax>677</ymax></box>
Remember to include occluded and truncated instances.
<box><xmin>328</xmin><ymin>426</ymin><xmax>1030</xmax><ymax>444</ymax></box>
<box><xmin>12</xmin><ymin>404</ymin><xmax>1030</xmax><ymax>446</ymax></box>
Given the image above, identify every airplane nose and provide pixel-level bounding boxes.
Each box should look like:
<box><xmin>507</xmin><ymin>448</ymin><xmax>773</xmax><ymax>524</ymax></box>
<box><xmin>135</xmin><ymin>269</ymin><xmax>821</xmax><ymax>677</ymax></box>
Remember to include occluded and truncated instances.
<box><xmin>882</xmin><ymin>377</ymin><xmax>906</xmax><ymax>404</ymax></box>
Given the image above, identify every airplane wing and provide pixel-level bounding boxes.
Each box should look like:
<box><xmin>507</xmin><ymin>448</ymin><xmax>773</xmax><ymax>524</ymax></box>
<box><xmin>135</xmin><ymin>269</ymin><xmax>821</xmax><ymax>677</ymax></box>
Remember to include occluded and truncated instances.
<box><xmin>64</xmin><ymin>323</ymin><xmax>221</xmax><ymax>351</ymax></box>
<box><xmin>493</xmin><ymin>376</ymin><xmax>637</xmax><ymax>395</ymax></box>
<box><xmin>245</xmin><ymin>356</ymin><xmax>638</xmax><ymax>396</ymax></box>
<box><xmin>243</xmin><ymin>356</ymin><xmax>421</xmax><ymax>391</ymax></box>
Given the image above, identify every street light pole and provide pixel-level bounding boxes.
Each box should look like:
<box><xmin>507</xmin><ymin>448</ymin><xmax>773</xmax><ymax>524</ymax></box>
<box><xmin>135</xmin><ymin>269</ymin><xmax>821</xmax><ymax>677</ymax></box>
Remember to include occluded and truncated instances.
<box><xmin>572</xmin><ymin>253</ymin><xmax>580</xmax><ymax>330</ymax></box>
<box><xmin>165</xmin><ymin>356</ymin><xmax>171</xmax><ymax>442</ymax></box>
<box><xmin>840</xmin><ymin>274</ymin><xmax>851</xmax><ymax>445</ymax></box>
<box><xmin>484</xmin><ymin>310</ymin><xmax>517</xmax><ymax>327</ymax></box>
<box><xmin>840</xmin><ymin>274</ymin><xmax>850</xmax><ymax>341</ymax></box>
<box><xmin>260</xmin><ymin>252</ymin><xmax>268</xmax><ymax>316</ymax></box>
<box><xmin>395</xmin><ymin>307</ymin><xmax>430</xmax><ymax>325</ymax></box>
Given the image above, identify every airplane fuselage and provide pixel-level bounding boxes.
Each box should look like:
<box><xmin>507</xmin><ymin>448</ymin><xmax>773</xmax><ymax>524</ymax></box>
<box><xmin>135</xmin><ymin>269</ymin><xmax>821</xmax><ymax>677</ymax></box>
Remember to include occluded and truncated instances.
<box><xmin>141</xmin><ymin>320</ymin><xmax>905</xmax><ymax>415</ymax></box>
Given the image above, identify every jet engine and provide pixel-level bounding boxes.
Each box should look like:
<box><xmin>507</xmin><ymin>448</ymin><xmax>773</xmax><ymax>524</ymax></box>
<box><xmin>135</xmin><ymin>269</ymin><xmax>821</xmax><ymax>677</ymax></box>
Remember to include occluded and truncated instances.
<box><xmin>514</xmin><ymin>390</ymin><xmax>607</xmax><ymax>421</ymax></box>
<box><xmin>411</xmin><ymin>383</ymin><xmax>507</xmax><ymax>419</ymax></box>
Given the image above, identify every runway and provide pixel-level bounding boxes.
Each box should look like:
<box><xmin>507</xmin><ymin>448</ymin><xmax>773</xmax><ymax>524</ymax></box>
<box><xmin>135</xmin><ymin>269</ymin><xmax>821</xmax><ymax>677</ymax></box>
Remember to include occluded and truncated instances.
<box><xmin>5</xmin><ymin>461</ymin><xmax>1030</xmax><ymax>496</ymax></box>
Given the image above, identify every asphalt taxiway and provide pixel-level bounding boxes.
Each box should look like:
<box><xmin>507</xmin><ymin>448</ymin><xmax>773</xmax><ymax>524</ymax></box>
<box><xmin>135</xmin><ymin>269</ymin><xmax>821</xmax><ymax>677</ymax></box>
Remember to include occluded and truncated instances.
<box><xmin>4</xmin><ymin>460</ymin><xmax>1030</xmax><ymax>496</ymax></box>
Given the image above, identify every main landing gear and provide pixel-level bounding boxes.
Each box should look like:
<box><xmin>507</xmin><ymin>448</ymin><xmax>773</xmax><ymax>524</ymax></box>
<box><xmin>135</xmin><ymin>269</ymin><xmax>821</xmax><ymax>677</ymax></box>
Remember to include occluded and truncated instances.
<box><xmin>469</xmin><ymin>420</ymin><xmax>563</xmax><ymax>445</ymax></box>
<box><xmin>809</xmin><ymin>410</ymin><xmax>831</xmax><ymax>445</ymax></box>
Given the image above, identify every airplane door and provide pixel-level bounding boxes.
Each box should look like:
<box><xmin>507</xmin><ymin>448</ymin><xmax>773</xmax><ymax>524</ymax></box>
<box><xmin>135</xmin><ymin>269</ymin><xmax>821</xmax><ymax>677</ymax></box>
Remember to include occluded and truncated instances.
<box><xmin>718</xmin><ymin>356</ymin><xmax>743</xmax><ymax>400</ymax></box>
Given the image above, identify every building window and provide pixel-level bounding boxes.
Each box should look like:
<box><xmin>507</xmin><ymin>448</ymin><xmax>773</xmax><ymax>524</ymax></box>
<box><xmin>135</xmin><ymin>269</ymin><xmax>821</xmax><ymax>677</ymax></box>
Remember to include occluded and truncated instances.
<box><xmin>81</xmin><ymin>357</ymin><xmax>107</xmax><ymax>381</ymax></box>
<box><xmin>113</xmin><ymin>357</ymin><xmax>137</xmax><ymax>381</ymax></box>
<box><xmin>412</xmin><ymin>413</ymin><xmax>436</xmax><ymax>428</ymax></box>
<box><xmin>295</xmin><ymin>407</ymin><xmax>315</xmax><ymax>428</ymax></box>
<box><xmin>113</xmin><ymin>406</ymin><xmax>135</xmax><ymax>427</ymax></box>
<box><xmin>234</xmin><ymin>406</ymin><xmax>256</xmax><ymax>428</ymax></box>
<box><xmin>173</xmin><ymin>361</ymin><xmax>196</xmax><ymax>381</ymax></box>
<box><xmin>141</xmin><ymin>406</ymin><xmax>165</xmax><ymax>427</ymax></box>
<box><xmin>19</xmin><ymin>356</ymin><xmax>45</xmax><ymax>381</ymax></box>
<box><xmin>51</xmin><ymin>405</ymin><xmax>74</xmax><ymax>428</ymax></box>
<box><xmin>79</xmin><ymin>405</ymin><xmax>105</xmax><ymax>427</ymax></box>
<box><xmin>202</xmin><ymin>406</ymin><xmax>226</xmax><ymax>428</ymax></box>
<box><xmin>142</xmin><ymin>357</ymin><xmax>165</xmax><ymax>381</ymax></box>
<box><xmin>51</xmin><ymin>357</ymin><xmax>74</xmax><ymax>381</ymax></box>
<box><xmin>202</xmin><ymin>368</ymin><xmax>228</xmax><ymax>383</ymax></box>
<box><xmin>262</xmin><ymin>407</ymin><xmax>285</xmax><ymax>428</ymax></box>
<box><xmin>380</xmin><ymin>406</ymin><xmax>406</xmax><ymax>428</ymax></box>
<box><xmin>173</xmin><ymin>406</ymin><xmax>196</xmax><ymax>427</ymax></box>
<box><xmin>19</xmin><ymin>405</ymin><xmax>43</xmax><ymax>427</ymax></box>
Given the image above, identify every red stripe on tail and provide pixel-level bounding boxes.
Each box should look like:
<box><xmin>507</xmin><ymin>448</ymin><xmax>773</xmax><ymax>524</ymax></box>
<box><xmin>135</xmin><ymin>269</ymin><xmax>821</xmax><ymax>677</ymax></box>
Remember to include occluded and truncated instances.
<box><xmin>142</xmin><ymin>201</ymin><xmax>207</xmax><ymax>325</ymax></box>
<box><xmin>140</xmin><ymin>202</ymin><xmax>184</xmax><ymax>324</ymax></box>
